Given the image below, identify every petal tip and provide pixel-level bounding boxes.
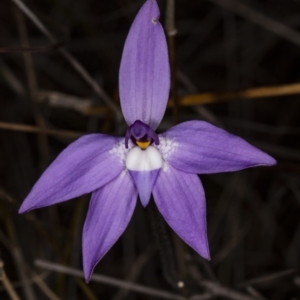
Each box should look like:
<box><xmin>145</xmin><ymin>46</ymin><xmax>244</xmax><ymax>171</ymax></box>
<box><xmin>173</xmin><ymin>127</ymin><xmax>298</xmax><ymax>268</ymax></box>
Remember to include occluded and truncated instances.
<box><xmin>143</xmin><ymin>0</ymin><xmax>160</xmax><ymax>19</ymax></box>
<box><xmin>18</xmin><ymin>207</ymin><xmax>25</xmax><ymax>214</ymax></box>
<box><xmin>259</xmin><ymin>152</ymin><xmax>277</xmax><ymax>167</ymax></box>
<box><xmin>83</xmin><ymin>255</ymin><xmax>96</xmax><ymax>283</ymax></box>
<box><xmin>83</xmin><ymin>268</ymin><xmax>92</xmax><ymax>283</ymax></box>
<box><xmin>267</xmin><ymin>156</ymin><xmax>277</xmax><ymax>166</ymax></box>
<box><xmin>18</xmin><ymin>196</ymin><xmax>42</xmax><ymax>214</ymax></box>
<box><xmin>140</xmin><ymin>194</ymin><xmax>151</xmax><ymax>207</ymax></box>
<box><xmin>202</xmin><ymin>251</ymin><xmax>211</xmax><ymax>261</ymax></box>
<box><xmin>18</xmin><ymin>202</ymin><xmax>29</xmax><ymax>214</ymax></box>
<box><xmin>193</xmin><ymin>242</ymin><xmax>211</xmax><ymax>261</ymax></box>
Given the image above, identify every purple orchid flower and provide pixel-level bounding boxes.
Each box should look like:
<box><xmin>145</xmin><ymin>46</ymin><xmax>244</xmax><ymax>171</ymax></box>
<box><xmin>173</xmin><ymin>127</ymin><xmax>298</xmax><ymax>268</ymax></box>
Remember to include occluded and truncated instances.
<box><xmin>19</xmin><ymin>0</ymin><xmax>276</xmax><ymax>282</ymax></box>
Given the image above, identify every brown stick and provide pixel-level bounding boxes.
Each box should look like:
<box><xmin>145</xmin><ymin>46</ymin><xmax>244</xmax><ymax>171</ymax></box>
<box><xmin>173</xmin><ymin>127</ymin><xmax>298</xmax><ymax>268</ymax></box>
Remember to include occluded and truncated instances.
<box><xmin>0</xmin><ymin>121</ymin><xmax>83</xmax><ymax>138</ymax></box>
<box><xmin>178</xmin><ymin>83</ymin><xmax>300</xmax><ymax>106</ymax></box>
<box><xmin>35</xmin><ymin>259</ymin><xmax>185</xmax><ymax>300</ymax></box>
<box><xmin>0</xmin><ymin>262</ymin><xmax>22</xmax><ymax>300</ymax></box>
<box><xmin>38</xmin><ymin>82</ymin><xmax>300</xmax><ymax>117</ymax></box>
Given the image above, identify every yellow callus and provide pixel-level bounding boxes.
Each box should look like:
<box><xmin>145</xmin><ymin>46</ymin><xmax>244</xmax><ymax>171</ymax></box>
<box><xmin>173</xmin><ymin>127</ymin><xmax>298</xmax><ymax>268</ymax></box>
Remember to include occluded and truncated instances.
<box><xmin>136</xmin><ymin>140</ymin><xmax>151</xmax><ymax>150</ymax></box>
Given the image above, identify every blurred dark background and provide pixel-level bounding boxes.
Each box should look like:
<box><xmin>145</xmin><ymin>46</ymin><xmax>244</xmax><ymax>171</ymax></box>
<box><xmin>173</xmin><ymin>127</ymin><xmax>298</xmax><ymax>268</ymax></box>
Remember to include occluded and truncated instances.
<box><xmin>1</xmin><ymin>0</ymin><xmax>300</xmax><ymax>299</ymax></box>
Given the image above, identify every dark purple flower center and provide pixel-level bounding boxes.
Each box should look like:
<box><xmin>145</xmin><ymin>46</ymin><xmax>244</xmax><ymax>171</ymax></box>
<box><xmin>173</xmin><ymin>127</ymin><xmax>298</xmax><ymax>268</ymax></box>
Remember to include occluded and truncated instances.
<box><xmin>125</xmin><ymin>120</ymin><xmax>159</xmax><ymax>149</ymax></box>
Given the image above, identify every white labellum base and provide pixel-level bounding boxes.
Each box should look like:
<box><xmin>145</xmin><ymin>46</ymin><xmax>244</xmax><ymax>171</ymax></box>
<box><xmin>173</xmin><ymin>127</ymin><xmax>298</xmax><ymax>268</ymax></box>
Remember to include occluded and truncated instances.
<box><xmin>126</xmin><ymin>146</ymin><xmax>162</xmax><ymax>206</ymax></box>
<box><xmin>126</xmin><ymin>146</ymin><xmax>163</xmax><ymax>171</ymax></box>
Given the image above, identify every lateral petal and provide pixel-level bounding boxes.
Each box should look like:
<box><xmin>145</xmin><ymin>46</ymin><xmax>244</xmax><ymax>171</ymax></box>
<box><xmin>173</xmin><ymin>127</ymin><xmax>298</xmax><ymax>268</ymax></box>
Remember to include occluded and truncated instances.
<box><xmin>83</xmin><ymin>171</ymin><xmax>137</xmax><ymax>281</ymax></box>
<box><xmin>158</xmin><ymin>121</ymin><xmax>276</xmax><ymax>174</ymax></box>
<box><xmin>153</xmin><ymin>164</ymin><xmax>210</xmax><ymax>260</ymax></box>
<box><xmin>119</xmin><ymin>0</ymin><xmax>170</xmax><ymax>129</ymax></box>
<box><xmin>19</xmin><ymin>134</ymin><xmax>125</xmax><ymax>213</ymax></box>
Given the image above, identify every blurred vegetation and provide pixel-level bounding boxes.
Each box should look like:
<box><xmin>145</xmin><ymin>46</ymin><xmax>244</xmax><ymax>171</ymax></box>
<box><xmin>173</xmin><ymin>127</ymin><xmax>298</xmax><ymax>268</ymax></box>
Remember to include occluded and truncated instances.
<box><xmin>1</xmin><ymin>0</ymin><xmax>300</xmax><ymax>299</ymax></box>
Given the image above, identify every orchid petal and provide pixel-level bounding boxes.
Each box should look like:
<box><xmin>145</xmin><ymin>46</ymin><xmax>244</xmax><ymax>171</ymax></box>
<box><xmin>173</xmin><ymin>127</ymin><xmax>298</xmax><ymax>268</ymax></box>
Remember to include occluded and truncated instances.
<box><xmin>83</xmin><ymin>171</ymin><xmax>137</xmax><ymax>281</ymax></box>
<box><xmin>153</xmin><ymin>164</ymin><xmax>210</xmax><ymax>259</ymax></box>
<box><xmin>129</xmin><ymin>170</ymin><xmax>160</xmax><ymax>207</ymax></box>
<box><xmin>159</xmin><ymin>121</ymin><xmax>276</xmax><ymax>174</ymax></box>
<box><xmin>19</xmin><ymin>135</ymin><xmax>125</xmax><ymax>213</ymax></box>
<box><xmin>119</xmin><ymin>0</ymin><xmax>170</xmax><ymax>129</ymax></box>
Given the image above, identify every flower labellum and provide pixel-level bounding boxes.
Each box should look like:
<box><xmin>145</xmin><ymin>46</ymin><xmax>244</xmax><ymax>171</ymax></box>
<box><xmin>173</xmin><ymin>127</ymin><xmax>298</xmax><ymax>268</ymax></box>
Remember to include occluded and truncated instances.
<box><xmin>19</xmin><ymin>0</ymin><xmax>276</xmax><ymax>282</ymax></box>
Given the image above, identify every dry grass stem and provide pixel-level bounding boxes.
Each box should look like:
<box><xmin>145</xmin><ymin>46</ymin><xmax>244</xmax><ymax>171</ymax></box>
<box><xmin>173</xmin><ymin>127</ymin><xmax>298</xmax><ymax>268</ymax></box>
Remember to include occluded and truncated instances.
<box><xmin>0</xmin><ymin>121</ymin><xmax>83</xmax><ymax>138</ymax></box>
<box><xmin>35</xmin><ymin>259</ymin><xmax>186</xmax><ymax>300</ymax></box>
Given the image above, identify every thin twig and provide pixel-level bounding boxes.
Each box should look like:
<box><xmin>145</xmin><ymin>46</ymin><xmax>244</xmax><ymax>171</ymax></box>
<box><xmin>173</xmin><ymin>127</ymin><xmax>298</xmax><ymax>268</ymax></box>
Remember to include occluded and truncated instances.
<box><xmin>0</xmin><ymin>232</ymin><xmax>60</xmax><ymax>300</ymax></box>
<box><xmin>165</xmin><ymin>0</ymin><xmax>179</xmax><ymax>124</ymax></box>
<box><xmin>190</xmin><ymin>266</ymin><xmax>257</xmax><ymax>300</ymax></box>
<box><xmin>0</xmin><ymin>261</ymin><xmax>21</xmax><ymax>300</ymax></box>
<box><xmin>0</xmin><ymin>272</ymin><xmax>49</xmax><ymax>291</ymax></box>
<box><xmin>207</xmin><ymin>0</ymin><xmax>300</xmax><ymax>47</ymax></box>
<box><xmin>189</xmin><ymin>293</ymin><xmax>213</xmax><ymax>300</ymax></box>
<box><xmin>177</xmin><ymin>70</ymin><xmax>221</xmax><ymax>126</ymax></box>
<box><xmin>10</xmin><ymin>0</ymin><xmax>121</xmax><ymax>119</ymax></box>
<box><xmin>0</xmin><ymin>58</ymin><xmax>25</xmax><ymax>96</ymax></box>
<box><xmin>59</xmin><ymin>48</ymin><xmax>122</xmax><ymax>120</ymax></box>
<box><xmin>35</xmin><ymin>259</ymin><xmax>186</xmax><ymax>300</ymax></box>
<box><xmin>0</xmin><ymin>42</ymin><xmax>62</xmax><ymax>53</ymax></box>
<box><xmin>38</xmin><ymin>82</ymin><xmax>300</xmax><ymax>117</ymax></box>
<box><xmin>200</xmin><ymin>281</ymin><xmax>257</xmax><ymax>300</ymax></box>
<box><xmin>0</xmin><ymin>188</ymin><xmax>61</xmax><ymax>251</ymax></box>
<box><xmin>237</xmin><ymin>269</ymin><xmax>298</xmax><ymax>288</ymax></box>
<box><xmin>15</xmin><ymin>6</ymin><xmax>50</xmax><ymax>164</ymax></box>
<box><xmin>179</xmin><ymin>82</ymin><xmax>300</xmax><ymax>106</ymax></box>
<box><xmin>29</xmin><ymin>270</ymin><xmax>61</xmax><ymax>300</ymax></box>
<box><xmin>0</xmin><ymin>230</ymin><xmax>60</xmax><ymax>300</ymax></box>
<box><xmin>38</xmin><ymin>90</ymin><xmax>95</xmax><ymax>113</ymax></box>
<box><xmin>245</xmin><ymin>286</ymin><xmax>267</xmax><ymax>300</ymax></box>
<box><xmin>0</xmin><ymin>121</ymin><xmax>83</xmax><ymax>138</ymax></box>
<box><xmin>111</xmin><ymin>246</ymin><xmax>156</xmax><ymax>300</ymax></box>
<box><xmin>1</xmin><ymin>272</ymin><xmax>60</xmax><ymax>300</ymax></box>
<box><xmin>11</xmin><ymin>249</ymin><xmax>37</xmax><ymax>300</ymax></box>
<box><xmin>0</xmin><ymin>201</ymin><xmax>37</xmax><ymax>300</ymax></box>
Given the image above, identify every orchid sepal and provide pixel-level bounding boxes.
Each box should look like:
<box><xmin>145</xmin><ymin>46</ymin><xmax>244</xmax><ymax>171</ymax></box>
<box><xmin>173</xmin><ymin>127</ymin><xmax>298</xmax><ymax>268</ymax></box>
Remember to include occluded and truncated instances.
<box><xmin>119</xmin><ymin>0</ymin><xmax>170</xmax><ymax>129</ymax></box>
